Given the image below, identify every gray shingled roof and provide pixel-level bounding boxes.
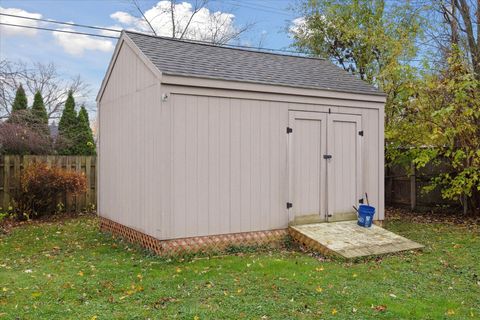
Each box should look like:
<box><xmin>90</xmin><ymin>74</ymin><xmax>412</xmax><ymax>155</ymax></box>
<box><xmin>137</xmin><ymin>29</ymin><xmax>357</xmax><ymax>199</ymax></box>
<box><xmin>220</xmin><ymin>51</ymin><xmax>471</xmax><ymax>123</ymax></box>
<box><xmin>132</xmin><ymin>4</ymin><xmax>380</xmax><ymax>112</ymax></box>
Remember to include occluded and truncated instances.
<box><xmin>125</xmin><ymin>31</ymin><xmax>382</xmax><ymax>95</ymax></box>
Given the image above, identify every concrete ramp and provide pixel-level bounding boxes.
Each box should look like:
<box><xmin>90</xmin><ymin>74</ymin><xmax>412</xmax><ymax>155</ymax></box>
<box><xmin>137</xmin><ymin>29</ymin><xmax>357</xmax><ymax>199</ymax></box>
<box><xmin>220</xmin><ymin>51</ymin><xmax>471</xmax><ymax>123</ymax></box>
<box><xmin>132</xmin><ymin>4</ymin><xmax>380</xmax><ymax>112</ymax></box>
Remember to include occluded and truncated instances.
<box><xmin>289</xmin><ymin>221</ymin><xmax>424</xmax><ymax>259</ymax></box>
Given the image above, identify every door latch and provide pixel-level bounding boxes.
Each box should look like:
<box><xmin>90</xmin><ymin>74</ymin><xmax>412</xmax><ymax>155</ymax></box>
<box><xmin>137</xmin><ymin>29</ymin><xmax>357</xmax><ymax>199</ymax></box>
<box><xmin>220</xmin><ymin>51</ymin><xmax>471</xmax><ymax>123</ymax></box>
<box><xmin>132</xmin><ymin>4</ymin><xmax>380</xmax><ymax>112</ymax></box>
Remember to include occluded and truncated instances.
<box><xmin>323</xmin><ymin>154</ymin><xmax>332</xmax><ymax>159</ymax></box>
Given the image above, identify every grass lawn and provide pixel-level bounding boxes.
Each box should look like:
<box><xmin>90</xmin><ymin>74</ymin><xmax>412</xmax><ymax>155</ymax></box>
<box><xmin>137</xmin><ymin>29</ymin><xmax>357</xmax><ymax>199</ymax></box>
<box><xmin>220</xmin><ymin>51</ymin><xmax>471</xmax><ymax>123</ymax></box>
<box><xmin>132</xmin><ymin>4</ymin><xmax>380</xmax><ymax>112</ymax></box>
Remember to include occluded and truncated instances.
<box><xmin>1</xmin><ymin>214</ymin><xmax>479</xmax><ymax>319</ymax></box>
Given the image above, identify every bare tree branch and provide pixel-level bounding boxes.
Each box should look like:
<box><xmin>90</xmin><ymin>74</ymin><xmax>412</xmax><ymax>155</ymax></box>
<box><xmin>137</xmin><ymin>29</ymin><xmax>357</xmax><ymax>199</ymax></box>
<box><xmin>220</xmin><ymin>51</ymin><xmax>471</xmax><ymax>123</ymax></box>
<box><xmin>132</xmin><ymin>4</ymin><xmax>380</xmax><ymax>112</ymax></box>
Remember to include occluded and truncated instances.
<box><xmin>179</xmin><ymin>0</ymin><xmax>208</xmax><ymax>40</ymax></box>
<box><xmin>0</xmin><ymin>60</ymin><xmax>90</xmax><ymax>120</ymax></box>
<box><xmin>132</xmin><ymin>0</ymin><xmax>157</xmax><ymax>36</ymax></box>
<box><xmin>130</xmin><ymin>0</ymin><xmax>254</xmax><ymax>45</ymax></box>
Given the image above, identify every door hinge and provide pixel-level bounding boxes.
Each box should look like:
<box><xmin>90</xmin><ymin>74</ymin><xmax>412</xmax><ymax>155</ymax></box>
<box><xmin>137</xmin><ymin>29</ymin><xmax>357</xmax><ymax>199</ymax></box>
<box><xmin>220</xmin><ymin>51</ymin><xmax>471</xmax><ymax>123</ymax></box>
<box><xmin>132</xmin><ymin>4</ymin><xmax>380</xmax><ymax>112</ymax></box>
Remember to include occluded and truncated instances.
<box><xmin>359</xmin><ymin>198</ymin><xmax>364</xmax><ymax>204</ymax></box>
<box><xmin>286</xmin><ymin>202</ymin><xmax>293</xmax><ymax>209</ymax></box>
<box><xmin>358</xmin><ymin>130</ymin><xmax>364</xmax><ymax>136</ymax></box>
<box><xmin>323</xmin><ymin>154</ymin><xmax>332</xmax><ymax>159</ymax></box>
<box><xmin>286</xmin><ymin>127</ymin><xmax>293</xmax><ymax>134</ymax></box>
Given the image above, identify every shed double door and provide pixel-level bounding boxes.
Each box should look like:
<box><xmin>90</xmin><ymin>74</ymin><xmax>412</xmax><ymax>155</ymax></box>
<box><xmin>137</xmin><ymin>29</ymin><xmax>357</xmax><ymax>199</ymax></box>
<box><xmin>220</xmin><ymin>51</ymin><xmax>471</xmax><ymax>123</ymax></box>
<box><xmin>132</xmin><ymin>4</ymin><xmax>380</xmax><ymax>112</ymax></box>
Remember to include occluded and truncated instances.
<box><xmin>288</xmin><ymin>111</ymin><xmax>362</xmax><ymax>223</ymax></box>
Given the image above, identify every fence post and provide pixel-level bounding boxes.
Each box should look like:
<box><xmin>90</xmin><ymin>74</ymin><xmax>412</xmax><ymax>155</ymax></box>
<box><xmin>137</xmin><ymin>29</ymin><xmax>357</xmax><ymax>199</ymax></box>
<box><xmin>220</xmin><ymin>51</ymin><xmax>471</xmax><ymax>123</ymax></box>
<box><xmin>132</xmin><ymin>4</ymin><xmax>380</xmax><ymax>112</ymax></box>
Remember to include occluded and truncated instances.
<box><xmin>85</xmin><ymin>156</ymin><xmax>92</xmax><ymax>207</ymax></box>
<box><xmin>3</xmin><ymin>155</ymin><xmax>10</xmax><ymax>208</ymax></box>
<box><xmin>410</xmin><ymin>162</ymin><xmax>416</xmax><ymax>211</ymax></box>
<box><xmin>385</xmin><ymin>166</ymin><xmax>392</xmax><ymax>205</ymax></box>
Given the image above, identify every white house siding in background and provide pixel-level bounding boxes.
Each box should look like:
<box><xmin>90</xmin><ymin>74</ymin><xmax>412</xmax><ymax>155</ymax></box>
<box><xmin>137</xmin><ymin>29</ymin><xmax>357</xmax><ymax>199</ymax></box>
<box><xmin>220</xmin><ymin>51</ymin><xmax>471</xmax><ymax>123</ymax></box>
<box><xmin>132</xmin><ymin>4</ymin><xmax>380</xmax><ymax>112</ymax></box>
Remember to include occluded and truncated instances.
<box><xmin>97</xmin><ymin>32</ymin><xmax>385</xmax><ymax>241</ymax></box>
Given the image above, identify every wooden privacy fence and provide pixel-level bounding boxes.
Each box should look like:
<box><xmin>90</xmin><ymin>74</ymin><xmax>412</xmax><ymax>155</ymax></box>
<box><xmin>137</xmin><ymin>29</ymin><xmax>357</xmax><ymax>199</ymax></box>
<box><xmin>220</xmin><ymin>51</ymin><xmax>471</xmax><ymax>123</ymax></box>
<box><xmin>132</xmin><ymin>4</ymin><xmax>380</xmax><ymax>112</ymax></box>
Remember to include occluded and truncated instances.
<box><xmin>385</xmin><ymin>161</ymin><xmax>460</xmax><ymax>211</ymax></box>
<box><xmin>0</xmin><ymin>155</ymin><xmax>96</xmax><ymax>212</ymax></box>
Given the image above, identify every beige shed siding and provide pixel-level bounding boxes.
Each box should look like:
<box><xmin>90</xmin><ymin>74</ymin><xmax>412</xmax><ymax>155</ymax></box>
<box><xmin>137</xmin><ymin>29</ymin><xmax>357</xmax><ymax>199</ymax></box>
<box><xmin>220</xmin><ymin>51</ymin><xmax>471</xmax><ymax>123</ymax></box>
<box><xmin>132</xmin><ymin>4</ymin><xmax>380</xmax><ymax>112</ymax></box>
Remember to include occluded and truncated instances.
<box><xmin>98</xmin><ymin>41</ymin><xmax>161</xmax><ymax>237</ymax></box>
<box><xmin>163</xmin><ymin>94</ymin><xmax>287</xmax><ymax>238</ymax></box>
<box><xmin>158</xmin><ymin>87</ymin><xmax>384</xmax><ymax>239</ymax></box>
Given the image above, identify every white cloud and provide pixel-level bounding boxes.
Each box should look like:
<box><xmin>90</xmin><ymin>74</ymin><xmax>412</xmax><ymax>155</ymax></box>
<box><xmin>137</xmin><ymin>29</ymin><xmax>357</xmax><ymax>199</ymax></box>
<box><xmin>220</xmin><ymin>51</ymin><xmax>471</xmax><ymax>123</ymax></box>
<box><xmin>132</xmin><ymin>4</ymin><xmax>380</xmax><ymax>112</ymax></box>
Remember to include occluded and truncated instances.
<box><xmin>289</xmin><ymin>17</ymin><xmax>306</xmax><ymax>35</ymax></box>
<box><xmin>52</xmin><ymin>27</ymin><xmax>115</xmax><ymax>57</ymax></box>
<box><xmin>110</xmin><ymin>11</ymin><xmax>137</xmax><ymax>25</ymax></box>
<box><xmin>0</xmin><ymin>7</ymin><xmax>42</xmax><ymax>37</ymax></box>
<box><xmin>111</xmin><ymin>1</ymin><xmax>238</xmax><ymax>43</ymax></box>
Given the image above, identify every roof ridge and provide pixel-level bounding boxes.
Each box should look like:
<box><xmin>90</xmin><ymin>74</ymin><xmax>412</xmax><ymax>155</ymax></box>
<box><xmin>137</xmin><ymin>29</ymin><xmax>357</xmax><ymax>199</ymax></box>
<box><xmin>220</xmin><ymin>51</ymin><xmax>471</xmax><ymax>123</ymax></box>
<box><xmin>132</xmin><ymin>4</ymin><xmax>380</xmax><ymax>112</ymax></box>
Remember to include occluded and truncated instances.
<box><xmin>123</xmin><ymin>30</ymin><xmax>326</xmax><ymax>61</ymax></box>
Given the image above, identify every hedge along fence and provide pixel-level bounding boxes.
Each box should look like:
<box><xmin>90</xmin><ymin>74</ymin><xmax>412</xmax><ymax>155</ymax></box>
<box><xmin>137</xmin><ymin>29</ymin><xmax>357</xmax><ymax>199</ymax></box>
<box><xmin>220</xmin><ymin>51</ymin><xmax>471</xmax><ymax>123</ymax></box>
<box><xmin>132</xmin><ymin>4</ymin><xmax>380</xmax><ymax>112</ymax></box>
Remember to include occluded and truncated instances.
<box><xmin>0</xmin><ymin>155</ymin><xmax>96</xmax><ymax>212</ymax></box>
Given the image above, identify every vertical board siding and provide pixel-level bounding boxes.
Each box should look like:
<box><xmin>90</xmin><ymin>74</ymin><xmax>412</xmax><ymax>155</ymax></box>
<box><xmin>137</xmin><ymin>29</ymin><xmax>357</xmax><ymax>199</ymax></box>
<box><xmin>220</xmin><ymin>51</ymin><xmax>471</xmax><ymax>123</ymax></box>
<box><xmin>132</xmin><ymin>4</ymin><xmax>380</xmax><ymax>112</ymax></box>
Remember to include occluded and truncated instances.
<box><xmin>0</xmin><ymin>155</ymin><xmax>96</xmax><ymax>211</ymax></box>
<box><xmin>98</xmin><ymin>40</ymin><xmax>161</xmax><ymax>237</ymax></box>
<box><xmin>167</xmin><ymin>94</ymin><xmax>290</xmax><ymax>237</ymax></box>
<box><xmin>163</xmin><ymin>93</ymin><xmax>383</xmax><ymax>239</ymax></box>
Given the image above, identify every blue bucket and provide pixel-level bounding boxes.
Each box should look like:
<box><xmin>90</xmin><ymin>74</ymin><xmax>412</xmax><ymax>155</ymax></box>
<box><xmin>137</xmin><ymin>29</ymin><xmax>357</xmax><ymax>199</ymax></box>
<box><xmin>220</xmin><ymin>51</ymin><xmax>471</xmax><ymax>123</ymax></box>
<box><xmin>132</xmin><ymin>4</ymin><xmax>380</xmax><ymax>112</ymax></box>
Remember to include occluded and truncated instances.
<box><xmin>357</xmin><ymin>205</ymin><xmax>375</xmax><ymax>227</ymax></box>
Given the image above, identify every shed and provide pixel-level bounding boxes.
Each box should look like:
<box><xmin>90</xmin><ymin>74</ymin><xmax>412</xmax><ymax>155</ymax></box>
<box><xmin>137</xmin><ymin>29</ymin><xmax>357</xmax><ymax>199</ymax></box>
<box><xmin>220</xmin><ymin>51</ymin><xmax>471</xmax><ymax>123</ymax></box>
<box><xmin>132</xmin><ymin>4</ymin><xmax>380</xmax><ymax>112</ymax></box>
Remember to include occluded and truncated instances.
<box><xmin>97</xmin><ymin>31</ymin><xmax>386</xmax><ymax>254</ymax></box>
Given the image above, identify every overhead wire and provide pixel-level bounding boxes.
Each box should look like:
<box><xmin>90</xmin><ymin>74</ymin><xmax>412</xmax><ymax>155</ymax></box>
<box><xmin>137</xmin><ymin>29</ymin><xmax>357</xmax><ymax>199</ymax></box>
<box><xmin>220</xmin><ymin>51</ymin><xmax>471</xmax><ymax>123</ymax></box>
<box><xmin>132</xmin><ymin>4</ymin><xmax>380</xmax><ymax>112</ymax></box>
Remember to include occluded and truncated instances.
<box><xmin>0</xmin><ymin>22</ymin><xmax>119</xmax><ymax>39</ymax></box>
<box><xmin>0</xmin><ymin>12</ymin><xmax>121</xmax><ymax>33</ymax></box>
<box><xmin>0</xmin><ymin>13</ymin><xmax>427</xmax><ymax>63</ymax></box>
<box><xmin>0</xmin><ymin>13</ymin><xmax>306</xmax><ymax>55</ymax></box>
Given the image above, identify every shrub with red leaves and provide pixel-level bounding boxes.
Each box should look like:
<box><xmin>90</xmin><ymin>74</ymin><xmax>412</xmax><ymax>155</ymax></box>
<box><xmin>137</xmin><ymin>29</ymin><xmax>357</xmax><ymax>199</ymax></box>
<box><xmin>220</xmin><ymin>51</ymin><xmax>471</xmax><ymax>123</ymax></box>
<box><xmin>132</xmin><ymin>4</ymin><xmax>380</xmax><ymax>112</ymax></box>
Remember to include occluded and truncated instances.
<box><xmin>0</xmin><ymin>121</ymin><xmax>53</xmax><ymax>155</ymax></box>
<box><xmin>13</xmin><ymin>162</ymin><xmax>87</xmax><ymax>219</ymax></box>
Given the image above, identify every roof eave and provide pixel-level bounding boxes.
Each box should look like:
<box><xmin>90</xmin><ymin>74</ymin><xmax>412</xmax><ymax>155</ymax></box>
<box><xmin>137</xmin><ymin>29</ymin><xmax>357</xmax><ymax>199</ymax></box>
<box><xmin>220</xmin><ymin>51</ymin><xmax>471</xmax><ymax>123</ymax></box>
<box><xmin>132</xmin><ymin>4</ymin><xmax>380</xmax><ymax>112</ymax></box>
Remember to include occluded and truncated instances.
<box><xmin>161</xmin><ymin>73</ymin><xmax>387</xmax><ymax>103</ymax></box>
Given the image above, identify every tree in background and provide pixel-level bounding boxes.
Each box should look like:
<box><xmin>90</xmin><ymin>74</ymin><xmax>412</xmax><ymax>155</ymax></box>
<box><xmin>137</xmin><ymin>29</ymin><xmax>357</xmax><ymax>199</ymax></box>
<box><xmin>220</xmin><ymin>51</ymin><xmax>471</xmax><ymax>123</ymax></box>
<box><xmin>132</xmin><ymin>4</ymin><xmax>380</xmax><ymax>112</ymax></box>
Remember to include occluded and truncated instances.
<box><xmin>57</xmin><ymin>91</ymin><xmax>78</xmax><ymax>155</ymax></box>
<box><xmin>291</xmin><ymin>0</ymin><xmax>423</xmax><ymax>144</ymax></box>
<box><xmin>129</xmin><ymin>0</ymin><xmax>255</xmax><ymax>44</ymax></box>
<box><xmin>1</xmin><ymin>87</ymin><xmax>52</xmax><ymax>155</ymax></box>
<box><xmin>75</xmin><ymin>106</ymin><xmax>96</xmax><ymax>155</ymax></box>
<box><xmin>31</xmin><ymin>91</ymin><xmax>50</xmax><ymax>136</ymax></box>
<box><xmin>10</xmin><ymin>84</ymin><xmax>28</xmax><ymax>113</ymax></box>
<box><xmin>394</xmin><ymin>48</ymin><xmax>480</xmax><ymax>214</ymax></box>
<box><xmin>0</xmin><ymin>60</ymin><xmax>90</xmax><ymax>120</ymax></box>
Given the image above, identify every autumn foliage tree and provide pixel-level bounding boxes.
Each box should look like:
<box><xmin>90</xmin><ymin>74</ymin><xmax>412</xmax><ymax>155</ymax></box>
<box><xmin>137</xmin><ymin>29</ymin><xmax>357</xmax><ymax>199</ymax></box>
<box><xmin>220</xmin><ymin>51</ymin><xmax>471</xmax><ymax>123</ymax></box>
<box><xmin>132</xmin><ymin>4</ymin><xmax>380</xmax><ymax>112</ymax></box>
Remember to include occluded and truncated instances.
<box><xmin>391</xmin><ymin>48</ymin><xmax>480</xmax><ymax>213</ymax></box>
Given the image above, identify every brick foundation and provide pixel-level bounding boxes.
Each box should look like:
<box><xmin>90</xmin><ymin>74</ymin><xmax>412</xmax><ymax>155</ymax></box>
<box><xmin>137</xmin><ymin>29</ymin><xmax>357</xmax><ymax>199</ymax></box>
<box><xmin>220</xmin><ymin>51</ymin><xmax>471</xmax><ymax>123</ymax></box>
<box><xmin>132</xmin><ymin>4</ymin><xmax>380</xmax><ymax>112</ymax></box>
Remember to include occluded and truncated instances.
<box><xmin>99</xmin><ymin>216</ymin><xmax>288</xmax><ymax>256</ymax></box>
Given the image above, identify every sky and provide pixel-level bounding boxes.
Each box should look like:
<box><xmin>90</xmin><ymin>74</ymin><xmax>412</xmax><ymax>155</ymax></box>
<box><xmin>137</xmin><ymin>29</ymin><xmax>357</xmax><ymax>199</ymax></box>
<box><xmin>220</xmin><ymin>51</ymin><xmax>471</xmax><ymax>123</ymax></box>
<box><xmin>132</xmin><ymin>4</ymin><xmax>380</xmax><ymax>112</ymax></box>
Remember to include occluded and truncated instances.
<box><xmin>0</xmin><ymin>0</ymin><xmax>299</xmax><ymax>118</ymax></box>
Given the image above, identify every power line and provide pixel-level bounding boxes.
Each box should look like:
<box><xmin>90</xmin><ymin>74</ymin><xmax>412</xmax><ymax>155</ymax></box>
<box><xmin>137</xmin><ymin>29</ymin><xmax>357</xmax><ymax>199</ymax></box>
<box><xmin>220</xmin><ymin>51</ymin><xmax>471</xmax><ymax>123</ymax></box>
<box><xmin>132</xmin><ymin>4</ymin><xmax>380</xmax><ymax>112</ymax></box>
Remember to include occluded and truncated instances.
<box><xmin>3</xmin><ymin>13</ymin><xmax>427</xmax><ymax>63</ymax></box>
<box><xmin>0</xmin><ymin>12</ymin><xmax>121</xmax><ymax>33</ymax></box>
<box><xmin>0</xmin><ymin>18</ymin><xmax>303</xmax><ymax>55</ymax></box>
<box><xmin>219</xmin><ymin>0</ymin><xmax>293</xmax><ymax>16</ymax></box>
<box><xmin>241</xmin><ymin>0</ymin><xmax>293</xmax><ymax>14</ymax></box>
<box><xmin>0</xmin><ymin>22</ymin><xmax>119</xmax><ymax>39</ymax></box>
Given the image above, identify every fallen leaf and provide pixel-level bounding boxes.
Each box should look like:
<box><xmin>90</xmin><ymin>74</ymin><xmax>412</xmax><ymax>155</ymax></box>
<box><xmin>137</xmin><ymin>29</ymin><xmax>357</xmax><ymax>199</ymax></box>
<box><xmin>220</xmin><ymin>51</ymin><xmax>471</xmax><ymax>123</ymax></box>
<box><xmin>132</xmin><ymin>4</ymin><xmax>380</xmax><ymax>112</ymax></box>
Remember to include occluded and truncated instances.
<box><xmin>372</xmin><ymin>305</ymin><xmax>387</xmax><ymax>312</ymax></box>
<box><xmin>316</xmin><ymin>287</ymin><xmax>323</xmax><ymax>293</ymax></box>
<box><xmin>389</xmin><ymin>293</ymin><xmax>397</xmax><ymax>298</ymax></box>
<box><xmin>78</xmin><ymin>271</ymin><xmax>84</xmax><ymax>277</ymax></box>
<box><xmin>446</xmin><ymin>309</ymin><xmax>455</xmax><ymax>316</ymax></box>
